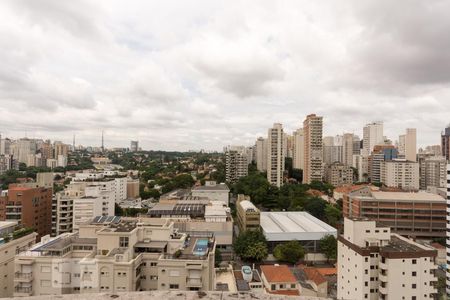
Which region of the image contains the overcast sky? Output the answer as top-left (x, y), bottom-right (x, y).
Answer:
top-left (1, 0), bottom-right (449, 151)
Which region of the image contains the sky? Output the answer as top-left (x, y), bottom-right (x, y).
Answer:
top-left (1, 0), bottom-right (450, 151)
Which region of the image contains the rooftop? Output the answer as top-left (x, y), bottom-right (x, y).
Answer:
top-left (192, 183), bottom-right (230, 191)
top-left (381, 235), bottom-right (430, 253)
top-left (371, 191), bottom-right (444, 202)
top-left (260, 212), bottom-right (336, 234)
top-left (239, 200), bottom-right (259, 212)
top-left (260, 264), bottom-right (297, 283)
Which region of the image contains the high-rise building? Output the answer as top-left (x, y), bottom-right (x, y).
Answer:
top-left (11, 138), bottom-right (37, 164)
top-left (324, 162), bottom-right (353, 187)
top-left (225, 146), bottom-right (249, 183)
top-left (303, 114), bottom-right (323, 184)
top-left (362, 121), bottom-right (384, 156)
top-left (0, 136), bottom-right (11, 155)
top-left (380, 159), bottom-right (420, 191)
top-left (369, 145), bottom-right (398, 183)
top-left (342, 133), bottom-right (354, 167)
top-left (267, 123), bottom-right (284, 187)
top-left (130, 140), bottom-right (139, 152)
top-left (0, 185), bottom-right (52, 240)
top-left (255, 137), bottom-right (267, 172)
top-left (323, 136), bottom-right (334, 165)
top-left (338, 218), bottom-right (438, 300)
top-left (419, 155), bottom-right (446, 190)
top-left (446, 164), bottom-right (450, 297)
top-left (398, 128), bottom-right (417, 162)
top-left (54, 141), bottom-right (68, 158)
top-left (39, 140), bottom-right (53, 161)
top-left (285, 134), bottom-right (294, 158)
top-left (441, 126), bottom-right (450, 161)
top-left (292, 128), bottom-right (304, 170)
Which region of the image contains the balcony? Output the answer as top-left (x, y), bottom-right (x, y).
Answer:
top-left (14, 272), bottom-right (33, 282)
top-left (379, 273), bottom-right (387, 282)
top-left (186, 278), bottom-right (202, 287)
top-left (14, 286), bottom-right (32, 296)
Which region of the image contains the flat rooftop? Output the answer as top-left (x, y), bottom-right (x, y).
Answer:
top-left (381, 235), bottom-right (428, 253)
top-left (192, 184), bottom-right (230, 191)
top-left (371, 191), bottom-right (445, 202)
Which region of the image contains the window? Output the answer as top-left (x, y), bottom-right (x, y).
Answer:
top-left (365, 257), bottom-right (369, 262)
top-left (412, 284), bottom-right (416, 289)
top-left (271, 284), bottom-right (276, 290)
top-left (412, 271), bottom-right (416, 277)
top-left (119, 237), bottom-right (129, 247)
top-left (412, 259), bottom-right (417, 264)
top-left (150, 262), bottom-right (157, 267)
top-left (290, 284), bottom-right (295, 288)
top-left (365, 282), bottom-right (368, 286)
top-left (169, 284), bottom-right (179, 289)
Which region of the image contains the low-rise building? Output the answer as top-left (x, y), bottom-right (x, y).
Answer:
top-left (343, 186), bottom-right (446, 238)
top-left (236, 195), bottom-right (260, 232)
top-left (259, 212), bottom-right (337, 251)
top-left (191, 181), bottom-right (230, 206)
top-left (292, 266), bottom-right (328, 298)
top-left (14, 217), bottom-right (216, 297)
top-left (260, 264), bottom-right (300, 296)
top-left (337, 218), bottom-right (438, 300)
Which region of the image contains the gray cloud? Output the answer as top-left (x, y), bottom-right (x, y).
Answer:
top-left (0, 0), bottom-right (449, 150)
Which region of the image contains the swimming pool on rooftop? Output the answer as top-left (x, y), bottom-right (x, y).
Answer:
top-left (192, 238), bottom-right (209, 256)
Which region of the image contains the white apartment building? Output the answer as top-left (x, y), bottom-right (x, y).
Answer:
top-left (380, 159), bottom-right (420, 191)
top-left (266, 123), bottom-right (284, 187)
top-left (338, 218), bottom-right (438, 300)
top-left (292, 128), bottom-right (304, 170)
top-left (57, 154), bottom-right (68, 168)
top-left (191, 181), bottom-right (230, 206)
top-left (0, 222), bottom-right (37, 298)
top-left (303, 114), bottom-right (323, 184)
top-left (14, 217), bottom-right (215, 297)
top-left (225, 146), bottom-right (248, 183)
top-left (362, 122), bottom-right (384, 156)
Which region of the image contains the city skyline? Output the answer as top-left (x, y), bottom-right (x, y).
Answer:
top-left (1, 1), bottom-right (450, 150)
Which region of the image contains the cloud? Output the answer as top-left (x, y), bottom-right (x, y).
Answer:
top-left (0, 0), bottom-right (449, 150)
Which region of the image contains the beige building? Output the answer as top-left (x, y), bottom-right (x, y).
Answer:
top-left (225, 146), bottom-right (248, 183)
top-left (267, 123), bottom-right (285, 187)
top-left (338, 218), bottom-right (438, 300)
top-left (191, 181), bottom-right (230, 206)
top-left (303, 114), bottom-right (323, 184)
top-left (236, 195), bottom-right (260, 232)
top-left (36, 172), bottom-right (54, 189)
top-left (255, 137), bottom-right (267, 172)
top-left (342, 133), bottom-right (354, 167)
top-left (380, 159), bottom-right (420, 190)
top-left (0, 221), bottom-right (37, 298)
top-left (419, 155), bottom-right (446, 190)
top-left (14, 217), bottom-right (215, 297)
top-left (398, 128), bottom-right (417, 162)
top-left (362, 122), bottom-right (384, 156)
top-left (324, 162), bottom-right (353, 187)
top-left (292, 128), bottom-right (304, 171)
top-left (127, 179), bottom-right (140, 199)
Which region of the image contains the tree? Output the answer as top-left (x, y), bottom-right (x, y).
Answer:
top-left (215, 248), bottom-right (222, 267)
top-left (273, 241), bottom-right (305, 264)
top-left (233, 230), bottom-right (268, 261)
top-left (304, 197), bottom-right (327, 220)
top-left (324, 204), bottom-right (341, 227)
top-left (319, 235), bottom-right (337, 262)
top-left (291, 168), bottom-right (303, 182)
top-left (246, 242), bottom-right (268, 262)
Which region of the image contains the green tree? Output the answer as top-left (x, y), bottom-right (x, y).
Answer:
top-left (246, 242), bottom-right (268, 262)
top-left (273, 241), bottom-right (305, 264)
top-left (324, 204), bottom-right (341, 227)
top-left (304, 197), bottom-right (327, 220)
top-left (319, 235), bottom-right (337, 262)
top-left (233, 230), bottom-right (268, 261)
top-left (291, 168), bottom-right (303, 182)
top-left (215, 248), bottom-right (222, 267)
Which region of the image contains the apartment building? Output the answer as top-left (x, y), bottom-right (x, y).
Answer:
top-left (440, 126), bottom-right (450, 160)
top-left (419, 155), bottom-right (446, 190)
top-left (236, 195), bottom-right (260, 232)
top-left (127, 180), bottom-right (140, 199)
top-left (324, 162), bottom-right (353, 187)
top-left (398, 128), bottom-right (417, 162)
top-left (303, 114), bottom-right (323, 184)
top-left (380, 159), bottom-right (420, 191)
top-left (342, 186), bottom-right (446, 238)
top-left (266, 123), bottom-right (284, 187)
top-left (255, 137), bottom-right (267, 172)
top-left (369, 145), bottom-right (398, 183)
top-left (0, 185), bottom-right (52, 240)
top-left (342, 133), bottom-right (354, 167)
top-left (147, 200), bottom-right (232, 254)
top-left (362, 122), bottom-right (384, 156)
top-left (446, 164), bottom-right (450, 297)
top-left (338, 218), bottom-right (438, 300)
top-left (225, 146), bottom-right (248, 183)
top-left (14, 217), bottom-right (215, 297)
top-left (292, 128), bottom-right (304, 170)
top-left (0, 221), bottom-right (37, 298)
top-left (71, 173), bottom-right (128, 203)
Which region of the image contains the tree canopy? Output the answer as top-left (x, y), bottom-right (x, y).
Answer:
top-left (273, 240), bottom-right (305, 264)
top-left (233, 230), bottom-right (268, 262)
top-left (319, 235), bottom-right (337, 261)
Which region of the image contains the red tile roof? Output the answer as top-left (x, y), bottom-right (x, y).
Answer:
top-left (260, 265), bottom-right (297, 283)
top-left (302, 267), bottom-right (327, 285)
top-left (430, 243), bottom-right (445, 249)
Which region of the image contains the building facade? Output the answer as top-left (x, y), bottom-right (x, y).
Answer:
top-left (303, 114), bottom-right (323, 184)
top-left (225, 146), bottom-right (248, 183)
top-left (324, 162), bottom-right (353, 187)
top-left (292, 128), bottom-right (304, 170)
top-left (266, 123), bottom-right (284, 187)
top-left (338, 218), bottom-right (438, 300)
top-left (236, 195), bottom-right (260, 232)
top-left (380, 159), bottom-right (420, 191)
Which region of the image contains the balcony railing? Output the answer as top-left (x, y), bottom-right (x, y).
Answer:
top-left (14, 286), bottom-right (32, 294)
top-left (15, 272), bottom-right (33, 280)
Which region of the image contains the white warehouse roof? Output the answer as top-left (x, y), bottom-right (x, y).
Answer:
top-left (260, 211), bottom-right (337, 242)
